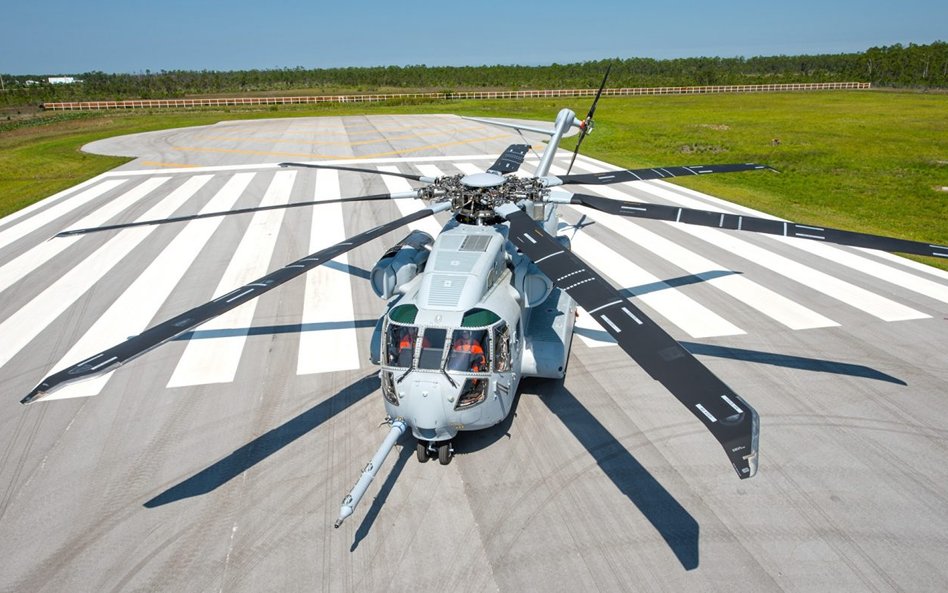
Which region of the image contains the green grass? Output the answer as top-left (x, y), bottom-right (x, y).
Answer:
top-left (1, 91), bottom-right (946, 269)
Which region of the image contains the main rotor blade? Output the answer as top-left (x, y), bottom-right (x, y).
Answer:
top-left (562, 192), bottom-right (948, 258)
top-left (566, 63), bottom-right (612, 175)
top-left (22, 202), bottom-right (450, 404)
top-left (486, 144), bottom-right (530, 175)
top-left (553, 163), bottom-right (774, 186)
top-left (279, 162), bottom-right (430, 182)
top-left (56, 192), bottom-right (414, 237)
top-left (496, 203), bottom-right (759, 479)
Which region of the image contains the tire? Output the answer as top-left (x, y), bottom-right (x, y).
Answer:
top-left (438, 442), bottom-right (452, 465)
top-left (416, 441), bottom-right (429, 463)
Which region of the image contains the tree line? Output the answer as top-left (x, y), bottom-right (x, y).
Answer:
top-left (2, 42), bottom-right (945, 108)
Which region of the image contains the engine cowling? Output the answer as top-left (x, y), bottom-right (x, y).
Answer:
top-left (371, 230), bottom-right (433, 299)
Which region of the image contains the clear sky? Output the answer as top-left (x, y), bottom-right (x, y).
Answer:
top-left (2, 0), bottom-right (945, 75)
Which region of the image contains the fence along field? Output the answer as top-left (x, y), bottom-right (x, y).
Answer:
top-left (42, 82), bottom-right (871, 110)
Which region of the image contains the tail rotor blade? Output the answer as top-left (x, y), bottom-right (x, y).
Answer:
top-left (566, 63), bottom-right (612, 175)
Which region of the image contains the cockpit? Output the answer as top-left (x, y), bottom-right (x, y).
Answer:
top-left (380, 304), bottom-right (512, 410)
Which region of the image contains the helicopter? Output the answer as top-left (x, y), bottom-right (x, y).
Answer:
top-left (19, 70), bottom-right (947, 529)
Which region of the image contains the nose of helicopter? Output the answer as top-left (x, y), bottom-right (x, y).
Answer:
top-left (402, 377), bottom-right (459, 442)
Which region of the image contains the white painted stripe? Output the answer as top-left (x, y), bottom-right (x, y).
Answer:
top-left (40, 175), bottom-right (217, 399)
top-left (0, 175), bottom-right (107, 231)
top-left (0, 177), bottom-right (170, 297)
top-left (0, 179), bottom-right (127, 252)
top-left (680, 225), bottom-right (928, 322)
top-left (377, 166), bottom-right (443, 237)
top-left (574, 306), bottom-right (617, 348)
top-left (0, 174), bottom-right (245, 371)
top-left (860, 249), bottom-right (948, 282)
top-left (297, 169), bottom-right (361, 375)
top-left (559, 162), bottom-right (838, 330)
top-left (570, 230), bottom-right (744, 339)
top-left (454, 162), bottom-right (484, 175)
top-left (167, 172), bottom-right (292, 387)
top-left (415, 164), bottom-right (447, 179)
top-left (767, 237), bottom-right (948, 305)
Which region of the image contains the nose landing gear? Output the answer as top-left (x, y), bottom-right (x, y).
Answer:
top-left (415, 440), bottom-right (454, 465)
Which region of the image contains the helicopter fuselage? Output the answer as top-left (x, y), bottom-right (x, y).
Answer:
top-left (373, 219), bottom-right (576, 445)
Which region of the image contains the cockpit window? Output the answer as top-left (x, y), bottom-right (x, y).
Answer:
top-left (385, 324), bottom-right (417, 368)
top-left (447, 329), bottom-right (489, 373)
top-left (418, 328), bottom-right (448, 369)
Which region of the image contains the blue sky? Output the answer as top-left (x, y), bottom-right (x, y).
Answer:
top-left (3, 0), bottom-right (946, 74)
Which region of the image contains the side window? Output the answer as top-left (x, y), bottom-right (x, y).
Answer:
top-left (418, 328), bottom-right (448, 369)
top-left (385, 324), bottom-right (417, 368)
top-left (492, 323), bottom-right (510, 372)
top-left (447, 329), bottom-right (489, 373)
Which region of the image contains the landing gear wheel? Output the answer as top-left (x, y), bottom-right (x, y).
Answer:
top-left (438, 442), bottom-right (452, 465)
top-left (416, 441), bottom-right (429, 463)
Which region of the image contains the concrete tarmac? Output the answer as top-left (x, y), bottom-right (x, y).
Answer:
top-left (0, 114), bottom-right (946, 593)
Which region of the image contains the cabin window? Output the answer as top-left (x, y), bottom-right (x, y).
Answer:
top-left (385, 323), bottom-right (417, 368)
top-left (446, 329), bottom-right (489, 373)
top-left (492, 323), bottom-right (511, 372)
top-left (418, 328), bottom-right (448, 369)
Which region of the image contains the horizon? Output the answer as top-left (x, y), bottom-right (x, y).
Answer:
top-left (3, 0), bottom-right (946, 76)
top-left (3, 40), bottom-right (944, 78)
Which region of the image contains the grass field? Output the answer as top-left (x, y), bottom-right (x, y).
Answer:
top-left (1, 91), bottom-right (945, 268)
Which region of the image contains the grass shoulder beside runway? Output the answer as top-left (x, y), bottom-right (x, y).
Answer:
top-left (1, 91), bottom-right (945, 268)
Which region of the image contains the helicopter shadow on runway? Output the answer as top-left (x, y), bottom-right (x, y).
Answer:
top-left (143, 373), bottom-right (381, 508)
top-left (453, 379), bottom-right (700, 570)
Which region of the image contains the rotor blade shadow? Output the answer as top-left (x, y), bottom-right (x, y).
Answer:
top-left (350, 442), bottom-right (413, 552)
top-left (144, 373), bottom-right (380, 508)
top-left (175, 319), bottom-right (377, 341)
top-left (679, 342), bottom-right (907, 385)
top-left (619, 270), bottom-right (740, 298)
top-left (323, 260), bottom-right (371, 280)
top-left (535, 380), bottom-right (699, 570)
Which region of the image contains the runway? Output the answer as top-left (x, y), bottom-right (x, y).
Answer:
top-left (1, 114), bottom-right (946, 592)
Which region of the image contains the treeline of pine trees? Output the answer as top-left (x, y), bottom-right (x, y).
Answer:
top-left (2, 42), bottom-right (945, 107)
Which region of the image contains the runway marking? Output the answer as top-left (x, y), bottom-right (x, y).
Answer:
top-left (682, 225), bottom-right (928, 322)
top-left (38, 175), bottom-right (217, 399)
top-left (0, 174), bottom-right (230, 371)
top-left (555, 162), bottom-right (839, 331)
top-left (570, 228), bottom-right (745, 339)
top-left (768, 236), bottom-right (948, 305)
top-left (168, 172), bottom-right (291, 387)
top-left (0, 176), bottom-right (171, 297)
top-left (169, 133), bottom-right (509, 162)
top-left (620, 180), bottom-right (929, 322)
top-left (0, 175), bottom-right (108, 233)
top-left (0, 179), bottom-right (127, 252)
top-left (197, 126), bottom-right (484, 147)
top-left (297, 169), bottom-right (361, 375)
top-left (377, 166), bottom-right (444, 237)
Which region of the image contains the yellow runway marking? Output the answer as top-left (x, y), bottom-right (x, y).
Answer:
top-left (171, 133), bottom-right (511, 161)
top-left (197, 125), bottom-right (485, 147)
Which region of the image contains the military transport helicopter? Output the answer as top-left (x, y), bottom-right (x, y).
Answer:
top-left (20, 70), bottom-right (947, 528)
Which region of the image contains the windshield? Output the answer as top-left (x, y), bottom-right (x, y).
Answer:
top-left (446, 329), bottom-right (489, 373)
top-left (418, 328), bottom-right (448, 369)
top-left (385, 324), bottom-right (417, 368)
